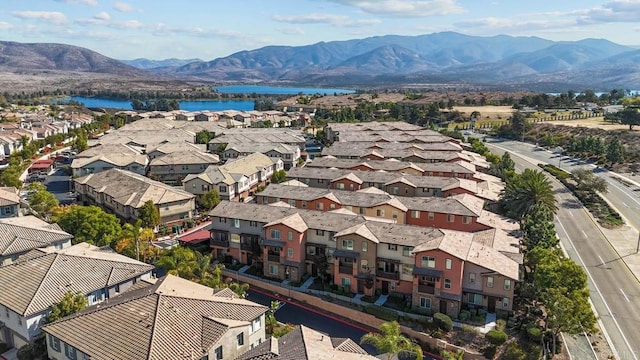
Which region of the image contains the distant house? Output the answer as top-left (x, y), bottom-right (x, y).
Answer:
top-left (0, 187), bottom-right (20, 218)
top-left (148, 150), bottom-right (220, 185)
top-left (28, 159), bottom-right (54, 175)
top-left (223, 143), bottom-right (301, 170)
top-left (75, 169), bottom-right (196, 226)
top-left (0, 216), bottom-right (73, 265)
top-left (0, 243), bottom-right (153, 350)
top-left (71, 154), bottom-right (149, 177)
top-left (43, 274), bottom-right (268, 360)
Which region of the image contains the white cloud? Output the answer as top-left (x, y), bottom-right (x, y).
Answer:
top-left (272, 12), bottom-right (380, 28)
top-left (327, 0), bottom-right (465, 17)
top-left (113, 2), bottom-right (135, 12)
top-left (94, 12), bottom-right (111, 21)
top-left (277, 27), bottom-right (305, 35)
top-left (577, 1), bottom-right (640, 24)
top-left (454, 17), bottom-right (574, 33)
top-left (54, 0), bottom-right (98, 6)
top-left (12, 11), bottom-right (68, 25)
top-left (0, 22), bottom-right (13, 30)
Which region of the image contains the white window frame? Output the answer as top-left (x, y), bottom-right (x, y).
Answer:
top-left (420, 297), bottom-right (431, 309)
top-left (504, 279), bottom-right (512, 290)
top-left (287, 248), bottom-right (294, 258)
top-left (447, 214), bottom-right (455, 223)
top-left (270, 229), bottom-right (280, 239)
top-left (421, 256), bottom-right (435, 268)
top-left (341, 277), bottom-right (351, 287)
top-left (469, 272), bottom-right (476, 283)
top-left (444, 278), bottom-right (452, 289)
top-left (250, 317), bottom-right (261, 334)
top-left (487, 276), bottom-right (494, 288)
top-left (445, 258), bottom-right (452, 270)
top-left (342, 239), bottom-right (354, 250)
top-left (362, 242), bottom-right (368, 252)
top-left (411, 210), bottom-right (420, 218)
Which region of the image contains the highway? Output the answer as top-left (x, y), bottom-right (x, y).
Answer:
top-left (486, 139), bottom-right (640, 360)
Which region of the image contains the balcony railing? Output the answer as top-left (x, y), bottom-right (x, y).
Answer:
top-left (418, 284), bottom-right (435, 294)
top-left (267, 254), bottom-right (281, 262)
top-left (377, 271), bottom-right (400, 280)
top-left (210, 238), bottom-right (229, 247)
top-left (339, 265), bottom-right (353, 274)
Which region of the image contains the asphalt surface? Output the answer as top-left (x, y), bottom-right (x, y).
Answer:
top-left (486, 138), bottom-right (640, 360)
top-left (44, 165), bottom-right (77, 205)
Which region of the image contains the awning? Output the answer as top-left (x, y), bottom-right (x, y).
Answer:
top-left (412, 267), bottom-right (442, 278)
top-left (262, 239), bottom-right (286, 247)
top-left (333, 249), bottom-right (360, 259)
top-left (439, 292), bottom-right (462, 301)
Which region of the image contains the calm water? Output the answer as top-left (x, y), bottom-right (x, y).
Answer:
top-left (58, 96), bottom-right (255, 111)
top-left (215, 85), bottom-right (356, 95)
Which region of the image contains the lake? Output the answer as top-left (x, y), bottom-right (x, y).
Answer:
top-left (57, 96), bottom-right (255, 111)
top-left (214, 85), bottom-right (356, 95)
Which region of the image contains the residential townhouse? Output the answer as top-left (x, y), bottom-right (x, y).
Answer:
top-left (306, 157), bottom-right (477, 180)
top-left (75, 169), bottom-right (196, 226)
top-left (0, 216), bottom-right (73, 265)
top-left (208, 201), bottom-right (520, 317)
top-left (183, 152), bottom-right (283, 202)
top-left (0, 133), bottom-right (23, 157)
top-left (223, 142), bottom-right (301, 170)
top-left (323, 121), bottom-right (425, 143)
top-left (42, 274), bottom-right (268, 360)
top-left (146, 142), bottom-right (207, 160)
top-left (194, 111), bottom-right (220, 122)
top-left (326, 141), bottom-right (464, 153)
top-left (0, 187), bottom-right (20, 218)
top-left (256, 184), bottom-right (517, 233)
top-left (238, 324), bottom-right (377, 360)
top-left (71, 153), bottom-right (149, 177)
top-left (148, 150), bottom-right (220, 185)
top-left (335, 132), bottom-right (463, 144)
top-left (0, 243), bottom-right (153, 350)
top-left (285, 167), bottom-right (495, 200)
top-left (208, 130), bottom-right (306, 152)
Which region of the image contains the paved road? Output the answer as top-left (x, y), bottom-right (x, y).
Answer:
top-left (44, 166), bottom-right (77, 205)
top-left (486, 140), bottom-right (640, 360)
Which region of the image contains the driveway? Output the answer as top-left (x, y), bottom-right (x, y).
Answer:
top-left (44, 166), bottom-right (77, 205)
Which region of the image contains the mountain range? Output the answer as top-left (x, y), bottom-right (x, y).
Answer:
top-left (2, 32), bottom-right (640, 90)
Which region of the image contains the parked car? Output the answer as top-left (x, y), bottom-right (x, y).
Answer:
top-left (26, 173), bottom-right (47, 182)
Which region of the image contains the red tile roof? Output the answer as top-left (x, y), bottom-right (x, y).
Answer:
top-left (177, 229), bottom-right (209, 244)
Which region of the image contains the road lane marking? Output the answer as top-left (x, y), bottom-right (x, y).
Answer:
top-left (621, 289), bottom-right (631, 302)
top-left (569, 211), bottom-right (574, 218)
top-left (622, 202), bottom-right (629, 207)
top-left (555, 216), bottom-right (636, 360)
top-left (598, 255), bottom-right (606, 267)
top-left (582, 230), bottom-right (588, 238)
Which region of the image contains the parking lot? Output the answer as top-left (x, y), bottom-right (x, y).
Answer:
top-left (44, 164), bottom-right (77, 205)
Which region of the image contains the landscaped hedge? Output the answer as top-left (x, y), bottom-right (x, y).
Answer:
top-left (486, 329), bottom-right (508, 346)
top-left (433, 312), bottom-right (453, 331)
top-left (526, 326), bottom-right (543, 342)
top-left (364, 305), bottom-right (398, 322)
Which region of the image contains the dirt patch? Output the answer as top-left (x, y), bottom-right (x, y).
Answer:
top-left (543, 118), bottom-right (631, 131)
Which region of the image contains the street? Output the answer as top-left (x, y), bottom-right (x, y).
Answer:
top-left (486, 138), bottom-right (640, 360)
top-left (44, 166), bottom-right (77, 205)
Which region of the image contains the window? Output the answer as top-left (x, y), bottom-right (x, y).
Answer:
top-left (362, 242), bottom-right (368, 252)
top-left (232, 218), bottom-right (240, 228)
top-left (270, 229), bottom-right (280, 239)
top-left (342, 239), bottom-right (354, 250)
top-left (421, 256), bottom-right (435, 268)
top-left (502, 297), bottom-right (510, 309)
top-left (390, 187), bottom-right (398, 194)
top-left (269, 265), bottom-right (278, 275)
top-left (18, 317), bottom-right (22, 325)
top-left (219, 217), bottom-right (227, 223)
top-left (288, 231), bottom-right (293, 241)
top-left (487, 276), bottom-right (494, 288)
top-left (445, 259), bottom-right (452, 270)
top-left (447, 214), bottom-right (455, 223)
top-left (360, 259), bottom-right (369, 272)
top-left (5, 307), bottom-right (9, 318)
top-left (301, 201), bottom-right (307, 208)
top-left (359, 207), bottom-right (365, 214)
top-left (251, 318), bottom-right (261, 334)
top-left (392, 211), bottom-right (398, 219)
top-left (48, 334), bottom-right (61, 352)
top-left (468, 293), bottom-right (483, 305)
top-left (420, 297), bottom-right (431, 309)
top-left (411, 210), bottom-right (420, 218)
top-left (288, 199), bottom-right (296, 207)
top-left (287, 248), bottom-right (294, 258)
top-left (237, 332), bottom-right (244, 347)
top-left (214, 346), bottom-right (223, 360)
top-left (388, 244), bottom-right (397, 251)
top-left (376, 209), bottom-right (384, 217)
top-left (427, 212), bottom-right (434, 220)
top-left (504, 279), bottom-right (512, 290)
top-left (64, 344), bottom-right (78, 360)
top-left (469, 272), bottom-right (476, 284)
top-left (316, 229), bottom-right (325, 236)
top-left (83, 354), bottom-right (90, 360)
top-left (249, 221), bottom-right (257, 227)
top-left (463, 216), bottom-right (472, 224)
top-left (336, 183), bottom-right (345, 190)
top-left (402, 246), bottom-right (413, 256)
top-left (329, 203), bottom-right (336, 209)
top-left (444, 278), bottom-right (452, 289)
top-left (341, 277), bottom-right (351, 286)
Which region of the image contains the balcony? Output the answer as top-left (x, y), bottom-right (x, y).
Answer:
top-left (377, 271), bottom-right (400, 280)
top-left (267, 254), bottom-right (281, 263)
top-left (210, 238), bottom-right (229, 248)
top-left (418, 284), bottom-right (435, 294)
top-left (240, 243), bottom-right (254, 251)
top-left (339, 264), bottom-right (353, 275)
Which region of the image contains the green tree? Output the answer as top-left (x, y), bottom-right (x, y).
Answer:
top-left (0, 166), bottom-right (22, 188)
top-left (521, 205), bottom-right (558, 249)
top-left (52, 205), bottom-right (121, 246)
top-left (47, 291), bottom-right (88, 323)
top-left (606, 137), bottom-right (626, 165)
top-left (617, 107), bottom-right (640, 130)
top-left (545, 288), bottom-right (597, 355)
top-left (201, 188), bottom-right (221, 210)
top-left (571, 168), bottom-right (608, 193)
top-left (228, 281), bottom-right (250, 298)
top-left (360, 321), bottom-right (423, 360)
top-left (195, 130), bottom-right (214, 144)
top-left (271, 169), bottom-right (287, 184)
top-left (25, 182), bottom-right (59, 219)
top-left (72, 130), bottom-right (88, 152)
top-left (115, 220), bottom-right (156, 262)
top-left (500, 169), bottom-right (558, 220)
top-left (139, 200), bottom-right (160, 229)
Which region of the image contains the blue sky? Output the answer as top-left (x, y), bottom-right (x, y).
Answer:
top-left (1, 0), bottom-right (639, 60)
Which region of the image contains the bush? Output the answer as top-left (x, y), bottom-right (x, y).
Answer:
top-left (526, 326), bottom-right (543, 342)
top-left (433, 312), bottom-right (453, 331)
top-left (458, 310), bottom-right (470, 321)
top-left (501, 341), bottom-right (527, 360)
top-left (486, 329), bottom-right (508, 346)
top-left (364, 305), bottom-right (398, 322)
top-left (496, 319), bottom-right (507, 331)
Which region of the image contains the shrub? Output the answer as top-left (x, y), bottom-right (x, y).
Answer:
top-left (433, 312), bottom-right (453, 331)
top-left (458, 310), bottom-right (470, 321)
top-left (496, 319), bottom-right (507, 331)
top-left (526, 326), bottom-right (543, 342)
top-left (486, 329), bottom-right (508, 346)
top-left (501, 341), bottom-right (527, 360)
top-left (364, 305), bottom-right (398, 322)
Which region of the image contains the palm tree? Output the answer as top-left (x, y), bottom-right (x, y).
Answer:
top-left (117, 220), bottom-right (155, 261)
top-left (360, 321), bottom-right (423, 360)
top-left (501, 168), bottom-right (557, 220)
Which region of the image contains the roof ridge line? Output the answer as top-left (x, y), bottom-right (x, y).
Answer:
top-left (145, 293), bottom-right (162, 360)
top-left (23, 253), bottom-right (58, 316)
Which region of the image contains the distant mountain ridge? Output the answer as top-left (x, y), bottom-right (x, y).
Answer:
top-left (2, 32), bottom-right (640, 90)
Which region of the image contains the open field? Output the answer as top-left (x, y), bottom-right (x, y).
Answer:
top-left (543, 118), bottom-right (631, 131)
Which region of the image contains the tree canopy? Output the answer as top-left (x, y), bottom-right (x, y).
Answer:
top-left (115, 220), bottom-right (156, 262)
top-left (25, 182), bottom-right (59, 219)
top-left (571, 168), bottom-right (608, 193)
top-left (360, 321), bottom-right (423, 360)
top-left (200, 188), bottom-right (221, 210)
top-left (500, 168), bottom-right (558, 220)
top-left (139, 200), bottom-right (160, 229)
top-left (271, 170), bottom-right (287, 184)
top-left (52, 205), bottom-right (122, 246)
top-left (47, 291), bottom-right (88, 323)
